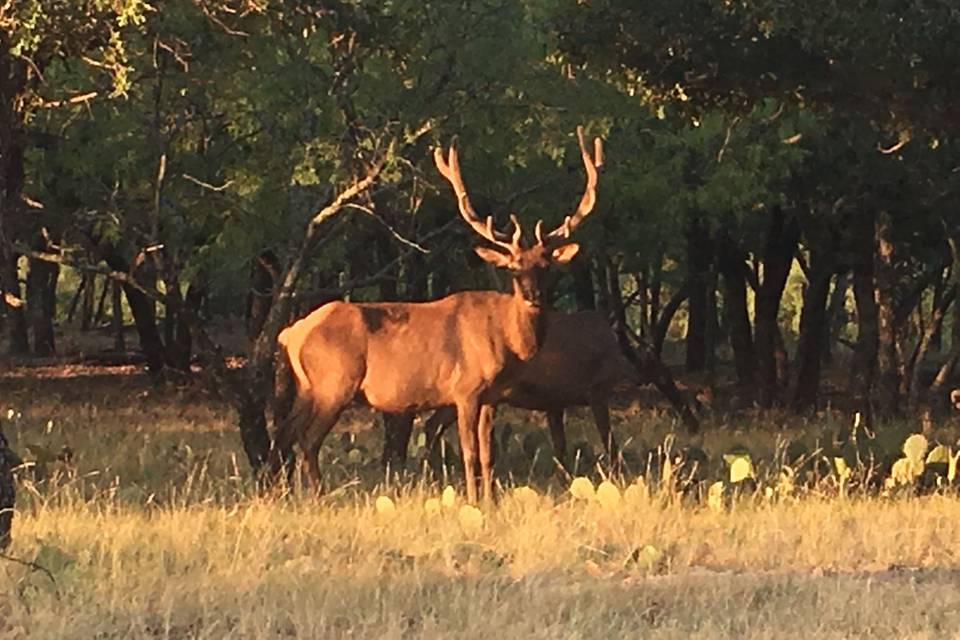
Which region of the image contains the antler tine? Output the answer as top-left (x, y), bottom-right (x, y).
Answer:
top-left (545, 126), bottom-right (602, 243)
top-left (508, 214), bottom-right (523, 248)
top-left (434, 142), bottom-right (515, 252)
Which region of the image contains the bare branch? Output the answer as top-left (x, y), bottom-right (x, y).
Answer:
top-left (342, 203), bottom-right (429, 254)
top-left (716, 116), bottom-right (741, 162)
top-left (293, 218), bottom-right (459, 308)
top-left (762, 101), bottom-right (785, 124)
top-left (194, 1), bottom-right (250, 36)
top-left (182, 173), bottom-right (234, 192)
top-left (17, 54), bottom-right (45, 84)
top-left (21, 194), bottom-right (44, 209)
top-left (878, 135), bottom-right (909, 154)
top-left (12, 244), bottom-right (164, 305)
top-left (3, 292), bottom-right (23, 308)
top-left (156, 39), bottom-right (190, 72)
top-left (307, 144), bottom-right (393, 231)
top-left (0, 551), bottom-right (56, 586)
top-left (38, 91), bottom-right (99, 109)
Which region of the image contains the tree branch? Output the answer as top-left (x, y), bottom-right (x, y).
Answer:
top-left (342, 203), bottom-right (429, 254)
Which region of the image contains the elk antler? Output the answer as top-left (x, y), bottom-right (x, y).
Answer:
top-left (543, 126), bottom-right (603, 244)
top-left (434, 143), bottom-right (521, 255)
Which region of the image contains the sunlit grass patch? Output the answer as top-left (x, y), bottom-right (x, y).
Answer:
top-left (4, 374), bottom-right (960, 637)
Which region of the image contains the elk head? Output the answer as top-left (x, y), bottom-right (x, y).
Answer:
top-left (434, 126), bottom-right (603, 307)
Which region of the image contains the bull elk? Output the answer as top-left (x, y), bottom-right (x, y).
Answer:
top-left (271, 127), bottom-right (603, 503)
top-left (382, 311), bottom-right (700, 473)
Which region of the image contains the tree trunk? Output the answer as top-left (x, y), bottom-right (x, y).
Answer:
top-left (635, 271), bottom-right (648, 338)
top-left (630, 340), bottom-right (700, 433)
top-left (705, 265), bottom-right (719, 372)
top-left (100, 248), bottom-right (166, 374)
top-left (685, 218), bottom-right (711, 372)
top-left (930, 232), bottom-right (960, 399)
top-left (823, 270), bottom-right (849, 364)
top-left (850, 213), bottom-right (879, 419)
top-left (718, 234), bottom-right (755, 386)
top-left (792, 245), bottom-right (834, 411)
top-left (652, 282), bottom-right (689, 357)
top-left (755, 208), bottom-right (800, 407)
top-left (247, 250), bottom-right (281, 341)
top-left (93, 274), bottom-right (110, 327)
top-left (26, 232), bottom-right (58, 356)
top-left (601, 254), bottom-right (629, 341)
top-left (570, 256), bottom-right (596, 311)
top-left (0, 128), bottom-right (28, 355)
top-left (66, 273), bottom-right (88, 324)
top-left (953, 286), bottom-right (960, 355)
top-left (174, 281), bottom-right (203, 369)
top-left (930, 274), bottom-right (946, 354)
top-left (80, 273), bottom-right (96, 330)
top-left (111, 280), bottom-right (126, 352)
top-left (649, 256), bottom-right (662, 332)
top-left (1, 255), bottom-right (28, 355)
top-left (0, 423), bottom-right (17, 551)
top-left (602, 263), bottom-right (700, 433)
top-left (875, 212), bottom-right (900, 417)
top-left (907, 284), bottom-right (956, 409)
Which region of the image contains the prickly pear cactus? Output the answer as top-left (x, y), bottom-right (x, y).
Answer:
top-left (0, 425), bottom-right (17, 550)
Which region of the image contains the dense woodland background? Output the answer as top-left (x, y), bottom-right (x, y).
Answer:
top-left (1, 1), bottom-right (959, 473)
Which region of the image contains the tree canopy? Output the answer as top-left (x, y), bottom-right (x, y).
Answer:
top-left (2, 0), bottom-right (959, 470)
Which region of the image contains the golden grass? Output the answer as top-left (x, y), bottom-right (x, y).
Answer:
top-left (3, 372), bottom-right (960, 638)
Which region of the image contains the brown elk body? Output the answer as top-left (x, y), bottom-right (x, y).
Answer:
top-left (386, 311), bottom-right (635, 471)
top-left (380, 312), bottom-right (702, 472)
top-left (271, 128), bottom-right (602, 503)
top-left (453, 310), bottom-right (632, 463)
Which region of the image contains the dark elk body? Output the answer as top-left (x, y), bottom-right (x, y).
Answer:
top-left (383, 310), bottom-right (699, 470)
top-left (271, 128), bottom-right (603, 503)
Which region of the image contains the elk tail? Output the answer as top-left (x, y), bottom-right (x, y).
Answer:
top-left (269, 333), bottom-right (309, 480)
top-left (273, 338), bottom-right (298, 430)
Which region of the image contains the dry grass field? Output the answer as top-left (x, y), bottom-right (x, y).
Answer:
top-left (2, 364), bottom-right (960, 639)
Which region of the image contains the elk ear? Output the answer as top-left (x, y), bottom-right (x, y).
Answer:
top-left (550, 243), bottom-right (580, 264)
top-left (474, 246), bottom-right (512, 268)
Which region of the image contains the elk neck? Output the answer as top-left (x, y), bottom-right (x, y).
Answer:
top-left (505, 278), bottom-right (548, 361)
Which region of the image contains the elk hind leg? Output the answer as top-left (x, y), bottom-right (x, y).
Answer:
top-left (298, 402), bottom-right (346, 491)
top-left (589, 396), bottom-right (619, 471)
top-left (268, 396), bottom-right (314, 484)
top-left (546, 409), bottom-right (567, 469)
top-left (295, 357), bottom-right (363, 491)
top-left (381, 411), bottom-right (414, 472)
top-left (423, 406), bottom-right (457, 478)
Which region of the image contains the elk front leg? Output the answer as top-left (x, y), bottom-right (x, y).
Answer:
top-left (477, 404), bottom-right (497, 504)
top-left (546, 409), bottom-right (567, 468)
top-left (456, 399), bottom-right (481, 504)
